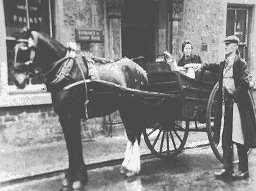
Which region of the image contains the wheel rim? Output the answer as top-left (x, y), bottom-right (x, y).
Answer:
top-left (143, 120), bottom-right (189, 159)
top-left (207, 85), bottom-right (254, 163)
top-left (206, 83), bottom-right (223, 162)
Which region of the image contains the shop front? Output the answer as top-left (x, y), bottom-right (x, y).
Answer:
top-left (0, 0), bottom-right (174, 146)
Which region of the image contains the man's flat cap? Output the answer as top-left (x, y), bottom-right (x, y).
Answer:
top-left (224, 35), bottom-right (239, 44)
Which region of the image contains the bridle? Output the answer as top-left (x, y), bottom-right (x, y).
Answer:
top-left (14, 36), bottom-right (79, 81)
top-left (14, 35), bottom-right (91, 118)
top-left (14, 39), bottom-right (36, 74)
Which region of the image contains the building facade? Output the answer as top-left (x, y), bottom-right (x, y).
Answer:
top-left (0, 0), bottom-right (256, 146)
top-left (0, 0), bottom-right (172, 146)
top-left (173, 0), bottom-right (256, 75)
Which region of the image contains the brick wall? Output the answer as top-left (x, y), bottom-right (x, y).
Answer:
top-left (0, 105), bottom-right (108, 147)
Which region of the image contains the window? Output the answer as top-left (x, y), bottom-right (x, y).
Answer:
top-left (4, 0), bottom-right (54, 90)
top-left (226, 5), bottom-right (249, 60)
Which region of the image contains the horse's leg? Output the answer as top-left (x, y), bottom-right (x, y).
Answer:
top-left (119, 110), bottom-right (143, 177)
top-left (59, 112), bottom-right (87, 189)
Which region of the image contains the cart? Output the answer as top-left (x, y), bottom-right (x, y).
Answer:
top-left (141, 69), bottom-right (254, 162)
top-left (79, 66), bottom-right (254, 162)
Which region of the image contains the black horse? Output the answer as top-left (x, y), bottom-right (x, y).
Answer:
top-left (12, 30), bottom-right (148, 189)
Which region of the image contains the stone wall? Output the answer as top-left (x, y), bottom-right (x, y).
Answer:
top-left (60, 0), bottom-right (105, 57)
top-left (173, 0), bottom-right (256, 74)
top-left (172, 0), bottom-right (226, 63)
top-left (0, 105), bottom-right (107, 147)
top-left (0, 0), bottom-right (125, 147)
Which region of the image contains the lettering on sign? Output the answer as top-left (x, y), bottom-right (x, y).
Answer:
top-left (75, 29), bottom-right (104, 42)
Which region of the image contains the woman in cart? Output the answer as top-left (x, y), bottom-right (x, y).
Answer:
top-left (164, 40), bottom-right (202, 78)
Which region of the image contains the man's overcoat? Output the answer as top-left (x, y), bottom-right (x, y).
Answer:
top-left (204, 55), bottom-right (256, 148)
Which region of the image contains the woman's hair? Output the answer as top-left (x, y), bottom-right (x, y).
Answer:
top-left (181, 40), bottom-right (192, 52)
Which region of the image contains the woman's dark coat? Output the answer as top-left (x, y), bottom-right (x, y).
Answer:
top-left (178, 54), bottom-right (202, 66)
top-left (203, 55), bottom-right (256, 148)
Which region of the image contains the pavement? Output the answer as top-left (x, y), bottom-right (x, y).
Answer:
top-left (2, 147), bottom-right (256, 191)
top-left (0, 128), bottom-right (149, 184)
top-left (0, 126), bottom-right (210, 185)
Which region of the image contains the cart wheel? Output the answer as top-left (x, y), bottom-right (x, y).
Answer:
top-left (207, 84), bottom-right (254, 163)
top-left (206, 83), bottom-right (223, 162)
top-left (143, 120), bottom-right (189, 159)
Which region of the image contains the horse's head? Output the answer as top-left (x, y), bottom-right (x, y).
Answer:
top-left (12, 29), bottom-right (37, 88)
top-left (12, 28), bottom-right (67, 89)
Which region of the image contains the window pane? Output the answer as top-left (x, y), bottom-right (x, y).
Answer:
top-left (28, 0), bottom-right (51, 34)
top-left (4, 0), bottom-right (52, 86)
top-left (226, 9), bottom-right (235, 36)
top-left (6, 40), bottom-right (17, 85)
top-left (4, 0), bottom-right (27, 37)
top-left (235, 10), bottom-right (247, 43)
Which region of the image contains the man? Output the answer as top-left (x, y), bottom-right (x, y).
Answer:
top-left (202, 35), bottom-right (256, 180)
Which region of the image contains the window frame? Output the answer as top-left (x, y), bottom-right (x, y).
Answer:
top-left (226, 4), bottom-right (250, 61)
top-left (0, 0), bottom-right (54, 107)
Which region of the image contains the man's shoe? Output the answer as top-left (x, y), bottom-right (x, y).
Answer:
top-left (232, 170), bottom-right (249, 180)
top-left (214, 169), bottom-right (232, 179)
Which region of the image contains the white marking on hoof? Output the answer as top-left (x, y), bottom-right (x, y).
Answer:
top-left (122, 140), bottom-right (141, 176)
top-left (61, 177), bottom-right (70, 187)
top-left (125, 170), bottom-right (138, 177)
top-left (120, 166), bottom-right (127, 174)
top-left (72, 181), bottom-right (83, 190)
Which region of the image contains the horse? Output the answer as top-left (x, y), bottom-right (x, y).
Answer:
top-left (12, 29), bottom-right (148, 190)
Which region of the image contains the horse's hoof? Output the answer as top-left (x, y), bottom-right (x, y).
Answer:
top-left (62, 177), bottom-right (71, 187)
top-left (120, 166), bottom-right (128, 174)
top-left (72, 180), bottom-right (83, 190)
top-left (125, 170), bottom-right (138, 177)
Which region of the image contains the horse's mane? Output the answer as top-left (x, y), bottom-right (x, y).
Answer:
top-left (121, 57), bottom-right (148, 79)
top-left (36, 32), bottom-right (66, 58)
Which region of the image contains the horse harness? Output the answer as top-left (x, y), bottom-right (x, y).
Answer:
top-left (46, 48), bottom-right (93, 119)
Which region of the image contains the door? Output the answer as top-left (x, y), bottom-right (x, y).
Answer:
top-left (121, 0), bottom-right (156, 62)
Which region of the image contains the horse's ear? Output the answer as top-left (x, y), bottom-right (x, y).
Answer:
top-left (12, 27), bottom-right (33, 41)
top-left (22, 27), bottom-right (33, 39)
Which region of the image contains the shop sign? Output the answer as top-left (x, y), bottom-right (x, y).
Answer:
top-left (75, 29), bottom-right (104, 42)
top-left (4, 0), bottom-right (51, 34)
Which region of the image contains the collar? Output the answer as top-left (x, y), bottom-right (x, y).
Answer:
top-left (225, 52), bottom-right (236, 65)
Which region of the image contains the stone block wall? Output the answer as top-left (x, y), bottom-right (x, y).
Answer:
top-left (60, 0), bottom-right (105, 57)
top-left (0, 0), bottom-right (125, 148)
top-left (0, 105), bottom-right (106, 147)
top-left (172, 0), bottom-right (227, 63)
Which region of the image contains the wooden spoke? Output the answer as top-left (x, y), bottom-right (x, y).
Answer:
top-left (147, 128), bottom-right (157, 137)
top-left (173, 129), bottom-right (182, 143)
top-left (143, 120), bottom-right (189, 159)
top-left (159, 131), bottom-right (165, 153)
top-left (169, 130), bottom-right (177, 150)
top-left (152, 130), bottom-right (162, 148)
top-left (166, 131), bottom-right (170, 155)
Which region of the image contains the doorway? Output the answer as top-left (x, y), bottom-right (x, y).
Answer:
top-left (121, 0), bottom-right (156, 62)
